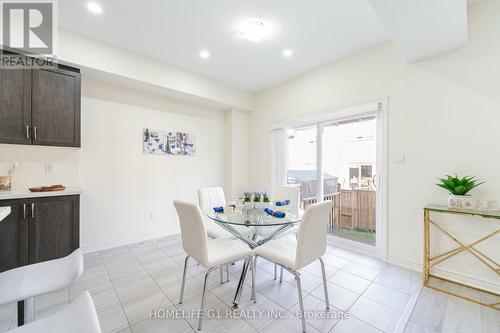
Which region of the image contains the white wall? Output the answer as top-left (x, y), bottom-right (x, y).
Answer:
top-left (249, 0), bottom-right (500, 289)
top-left (0, 77), bottom-right (227, 252)
top-left (225, 109), bottom-right (249, 199)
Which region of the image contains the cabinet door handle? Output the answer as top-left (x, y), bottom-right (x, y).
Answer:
top-left (25, 125), bottom-right (31, 140)
top-left (31, 203), bottom-right (35, 218)
top-left (22, 204), bottom-right (26, 219)
top-left (33, 126), bottom-right (37, 141)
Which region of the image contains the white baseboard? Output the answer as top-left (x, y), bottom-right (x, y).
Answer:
top-left (431, 267), bottom-right (500, 293)
top-left (81, 230), bottom-right (174, 254)
top-left (387, 255), bottom-right (422, 272)
top-left (387, 255), bottom-right (499, 293)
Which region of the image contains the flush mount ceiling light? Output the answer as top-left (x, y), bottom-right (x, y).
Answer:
top-left (237, 19), bottom-right (271, 42)
top-left (87, 2), bottom-right (103, 14)
top-left (283, 49), bottom-right (293, 58)
top-left (199, 50), bottom-right (211, 59)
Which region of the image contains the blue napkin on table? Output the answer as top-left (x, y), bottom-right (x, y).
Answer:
top-left (264, 208), bottom-right (286, 218)
top-left (213, 205), bottom-right (235, 213)
top-left (275, 200), bottom-right (290, 206)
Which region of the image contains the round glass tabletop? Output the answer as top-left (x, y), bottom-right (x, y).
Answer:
top-left (207, 207), bottom-right (302, 227)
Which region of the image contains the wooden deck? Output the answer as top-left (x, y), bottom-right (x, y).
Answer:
top-left (300, 189), bottom-right (376, 232)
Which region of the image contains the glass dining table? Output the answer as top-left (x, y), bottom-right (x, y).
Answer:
top-left (206, 206), bottom-right (302, 308)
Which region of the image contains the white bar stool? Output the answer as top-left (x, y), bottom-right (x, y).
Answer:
top-left (0, 249), bottom-right (84, 324)
top-left (6, 291), bottom-right (101, 333)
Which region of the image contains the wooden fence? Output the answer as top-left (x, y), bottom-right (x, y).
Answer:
top-left (300, 189), bottom-right (376, 231)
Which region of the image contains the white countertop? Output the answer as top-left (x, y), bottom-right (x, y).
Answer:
top-left (0, 206), bottom-right (11, 222)
top-left (0, 187), bottom-right (82, 200)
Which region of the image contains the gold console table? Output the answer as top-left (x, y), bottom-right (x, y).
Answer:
top-left (423, 205), bottom-right (500, 309)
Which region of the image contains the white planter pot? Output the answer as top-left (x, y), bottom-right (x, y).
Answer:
top-left (448, 195), bottom-right (477, 210)
top-left (448, 195), bottom-right (497, 211)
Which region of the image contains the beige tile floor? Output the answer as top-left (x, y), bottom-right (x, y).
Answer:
top-left (0, 234), bottom-right (424, 333)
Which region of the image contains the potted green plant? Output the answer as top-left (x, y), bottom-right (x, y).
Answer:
top-left (262, 192), bottom-right (270, 208)
top-left (437, 174), bottom-right (484, 209)
top-left (253, 192), bottom-right (262, 208)
top-left (243, 192), bottom-right (252, 208)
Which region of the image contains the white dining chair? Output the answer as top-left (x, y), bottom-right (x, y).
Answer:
top-left (198, 187), bottom-right (235, 283)
top-left (0, 249), bottom-right (84, 324)
top-left (174, 201), bottom-right (254, 331)
top-left (6, 291), bottom-right (101, 333)
top-left (254, 200), bottom-right (333, 333)
top-left (259, 185), bottom-right (301, 281)
top-left (198, 187), bottom-right (234, 239)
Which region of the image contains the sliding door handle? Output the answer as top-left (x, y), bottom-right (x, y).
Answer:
top-left (31, 203), bottom-right (35, 218)
top-left (22, 204), bottom-right (26, 219)
top-left (25, 125), bottom-right (30, 140)
top-left (33, 126), bottom-right (38, 141)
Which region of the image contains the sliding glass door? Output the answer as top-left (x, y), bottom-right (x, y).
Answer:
top-left (323, 116), bottom-right (377, 246)
top-left (286, 125), bottom-right (317, 203)
top-left (285, 111), bottom-right (380, 249)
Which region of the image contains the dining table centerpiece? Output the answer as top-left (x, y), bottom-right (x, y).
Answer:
top-left (243, 192), bottom-right (252, 208)
top-left (253, 192), bottom-right (262, 208)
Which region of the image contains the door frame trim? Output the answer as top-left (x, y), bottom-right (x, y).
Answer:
top-left (281, 98), bottom-right (389, 260)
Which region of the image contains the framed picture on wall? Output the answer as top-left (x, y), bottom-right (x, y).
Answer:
top-left (143, 129), bottom-right (165, 154)
top-left (166, 131), bottom-right (196, 156)
top-left (143, 129), bottom-right (196, 156)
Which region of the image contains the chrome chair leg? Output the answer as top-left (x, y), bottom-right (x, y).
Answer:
top-left (294, 272), bottom-right (306, 333)
top-left (24, 297), bottom-right (34, 323)
top-left (179, 255), bottom-right (190, 304)
top-left (251, 257), bottom-right (257, 303)
top-left (226, 265), bottom-right (230, 283)
top-left (220, 267), bottom-right (224, 284)
top-left (198, 268), bottom-right (215, 331)
top-left (279, 266), bottom-right (283, 283)
top-left (274, 264), bottom-right (277, 280)
top-left (319, 257), bottom-right (330, 309)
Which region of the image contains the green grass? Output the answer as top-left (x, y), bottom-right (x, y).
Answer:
top-left (330, 227), bottom-right (376, 246)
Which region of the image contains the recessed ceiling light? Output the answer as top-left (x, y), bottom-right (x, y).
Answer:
top-left (237, 19), bottom-right (271, 42)
top-left (87, 2), bottom-right (103, 14)
top-left (199, 50), bottom-right (210, 59)
top-left (283, 49), bottom-right (293, 58)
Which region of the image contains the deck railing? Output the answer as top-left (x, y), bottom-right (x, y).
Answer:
top-left (300, 189), bottom-right (376, 231)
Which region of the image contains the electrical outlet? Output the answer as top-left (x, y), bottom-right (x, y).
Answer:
top-left (149, 211), bottom-right (157, 221)
top-left (45, 163), bottom-right (55, 175)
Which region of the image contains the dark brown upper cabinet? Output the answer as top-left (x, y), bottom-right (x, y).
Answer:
top-left (0, 61), bottom-right (32, 145)
top-left (32, 68), bottom-right (81, 147)
top-left (0, 60), bottom-right (81, 148)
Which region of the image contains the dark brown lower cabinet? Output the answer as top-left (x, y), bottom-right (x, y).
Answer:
top-left (0, 199), bottom-right (28, 272)
top-left (0, 195), bottom-right (79, 326)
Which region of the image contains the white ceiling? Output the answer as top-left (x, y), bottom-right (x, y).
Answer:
top-left (59, 0), bottom-right (389, 92)
top-left (369, 0), bottom-right (468, 62)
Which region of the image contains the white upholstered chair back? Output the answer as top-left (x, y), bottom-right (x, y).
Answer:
top-left (174, 201), bottom-right (209, 267)
top-left (294, 200), bottom-right (332, 270)
top-left (274, 185), bottom-right (300, 214)
top-left (198, 187), bottom-right (226, 214)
